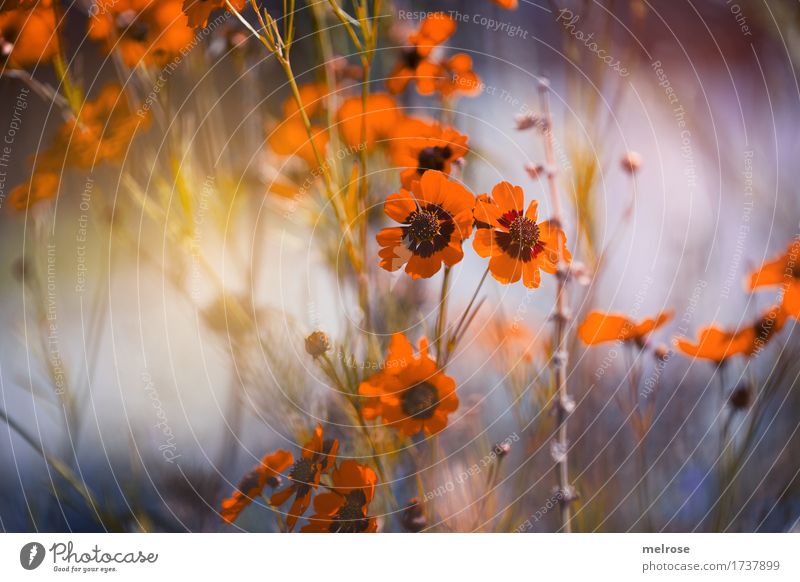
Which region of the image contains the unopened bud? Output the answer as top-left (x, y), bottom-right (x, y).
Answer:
top-left (305, 331), bottom-right (331, 358)
top-left (621, 151), bottom-right (642, 174)
top-left (653, 344), bottom-right (670, 361)
top-left (516, 113), bottom-right (542, 131)
top-left (524, 162), bottom-right (545, 180)
top-left (493, 441), bottom-right (512, 458)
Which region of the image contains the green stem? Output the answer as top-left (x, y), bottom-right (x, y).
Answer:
top-left (435, 267), bottom-right (452, 365)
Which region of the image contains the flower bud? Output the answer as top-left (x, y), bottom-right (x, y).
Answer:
top-left (305, 331), bottom-right (331, 358)
top-left (524, 162), bottom-right (545, 180)
top-left (493, 441), bottom-right (512, 458)
top-left (621, 151), bottom-right (642, 174)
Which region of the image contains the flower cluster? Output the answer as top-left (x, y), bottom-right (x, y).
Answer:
top-left (221, 425), bottom-right (378, 532)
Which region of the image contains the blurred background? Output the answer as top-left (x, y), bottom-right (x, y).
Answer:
top-left (1, 0), bottom-right (799, 532)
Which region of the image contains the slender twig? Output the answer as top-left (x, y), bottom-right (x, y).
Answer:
top-left (449, 267), bottom-right (490, 347)
top-left (434, 267), bottom-right (452, 365)
top-left (538, 80), bottom-right (576, 532)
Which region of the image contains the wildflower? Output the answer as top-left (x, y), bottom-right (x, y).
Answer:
top-left (301, 460), bottom-right (378, 533)
top-left (88, 0), bottom-right (195, 68)
top-left (437, 53), bottom-right (482, 99)
top-left (357, 333), bottom-right (412, 420)
top-left (305, 331), bottom-right (331, 359)
top-left (472, 182), bottom-right (571, 288)
top-left (675, 306), bottom-right (786, 363)
top-left (0, 1), bottom-right (57, 69)
top-left (268, 84), bottom-right (329, 166)
top-left (268, 121), bottom-right (328, 167)
top-left (220, 449), bottom-right (293, 524)
top-left (620, 151), bottom-right (642, 174)
top-left (182, 0), bottom-right (245, 29)
top-left (9, 84), bottom-right (148, 210)
top-left (270, 426), bottom-right (338, 530)
top-left (389, 117), bottom-right (469, 188)
top-left (577, 311), bottom-right (672, 347)
top-left (376, 170), bottom-right (475, 279)
top-left (359, 333), bottom-right (459, 436)
top-left (400, 497), bottom-right (427, 532)
top-left (747, 239), bottom-right (800, 318)
top-left (386, 13), bottom-right (456, 95)
top-left (336, 93), bottom-right (400, 149)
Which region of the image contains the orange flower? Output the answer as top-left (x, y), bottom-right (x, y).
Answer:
top-left (58, 83), bottom-right (148, 166)
top-left (359, 333), bottom-right (459, 436)
top-left (182, 0), bottom-right (245, 28)
top-left (437, 53), bottom-right (482, 99)
top-left (9, 83), bottom-right (148, 210)
top-left (88, 0), bottom-right (195, 67)
top-left (358, 333), bottom-right (415, 420)
top-left (747, 239), bottom-right (800, 318)
top-left (336, 93), bottom-right (400, 149)
top-left (267, 120), bottom-right (329, 167)
top-left (220, 449), bottom-right (293, 524)
top-left (377, 170), bottom-right (474, 279)
top-left (270, 425), bottom-right (338, 530)
top-left (389, 117), bottom-right (468, 188)
top-left (472, 182), bottom-right (571, 288)
top-left (0, 2), bottom-right (58, 69)
top-left (300, 460), bottom-right (378, 533)
top-left (387, 13), bottom-right (456, 95)
top-left (267, 83), bottom-right (329, 166)
top-left (675, 306), bottom-right (786, 363)
top-left (578, 311), bottom-right (672, 347)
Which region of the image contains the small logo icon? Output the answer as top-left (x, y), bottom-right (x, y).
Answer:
top-left (20, 542), bottom-right (46, 570)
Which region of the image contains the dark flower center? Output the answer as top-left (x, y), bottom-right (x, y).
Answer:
top-left (402, 48), bottom-right (423, 70)
top-left (330, 490), bottom-right (370, 533)
top-left (417, 146), bottom-right (452, 174)
top-left (509, 216), bottom-right (540, 249)
top-left (289, 458), bottom-right (317, 486)
top-left (408, 209), bottom-right (441, 243)
top-left (402, 204), bottom-right (455, 259)
top-left (495, 211), bottom-right (544, 262)
top-left (401, 382), bottom-right (439, 420)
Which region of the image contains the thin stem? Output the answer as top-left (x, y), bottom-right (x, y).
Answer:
top-left (539, 81), bottom-right (575, 532)
top-left (435, 267), bottom-right (452, 365)
top-left (712, 364), bottom-right (735, 531)
top-left (444, 266), bottom-right (490, 366)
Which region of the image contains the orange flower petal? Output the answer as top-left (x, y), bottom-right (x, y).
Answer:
top-left (489, 253), bottom-right (523, 284)
top-left (491, 181), bottom-right (525, 213)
